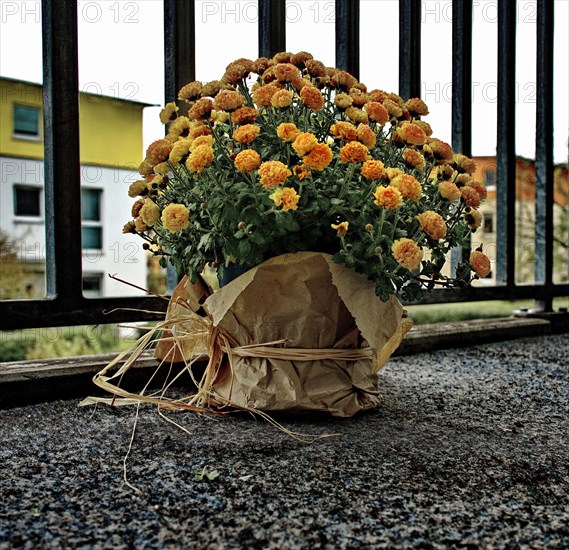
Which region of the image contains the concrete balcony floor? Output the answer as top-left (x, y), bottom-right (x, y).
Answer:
top-left (1, 332), bottom-right (568, 548)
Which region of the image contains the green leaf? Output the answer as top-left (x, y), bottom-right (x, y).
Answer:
top-left (195, 467), bottom-right (220, 481)
top-left (237, 239), bottom-right (252, 258)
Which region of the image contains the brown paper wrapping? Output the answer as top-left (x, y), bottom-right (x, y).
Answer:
top-left (157, 252), bottom-right (412, 418)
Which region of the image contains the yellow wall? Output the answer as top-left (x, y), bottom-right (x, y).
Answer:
top-left (0, 78), bottom-right (145, 169)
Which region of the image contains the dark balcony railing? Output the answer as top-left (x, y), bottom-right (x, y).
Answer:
top-left (0, 0), bottom-right (566, 331)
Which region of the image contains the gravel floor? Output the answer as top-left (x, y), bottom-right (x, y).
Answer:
top-left (1, 334), bottom-right (568, 549)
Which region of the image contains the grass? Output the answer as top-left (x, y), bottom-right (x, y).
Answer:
top-left (406, 297), bottom-right (569, 325)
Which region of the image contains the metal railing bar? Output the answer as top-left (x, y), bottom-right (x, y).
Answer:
top-left (258, 0), bottom-right (286, 58)
top-left (164, 0), bottom-right (196, 107)
top-left (495, 0), bottom-right (517, 286)
top-left (335, 0), bottom-right (360, 79)
top-left (1, 281), bottom-right (566, 330)
top-left (450, 0), bottom-right (473, 277)
top-left (41, 0), bottom-right (83, 303)
top-left (398, 0), bottom-right (421, 99)
top-left (164, 0), bottom-right (196, 293)
top-left (534, 0), bottom-right (555, 311)
top-left (0, 296), bottom-right (168, 331)
top-left (451, 0), bottom-right (473, 156)
top-left (408, 282), bottom-right (569, 306)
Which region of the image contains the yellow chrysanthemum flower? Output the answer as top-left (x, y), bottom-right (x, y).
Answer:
top-left (161, 203), bottom-right (190, 232)
top-left (258, 161), bottom-right (292, 188)
top-left (374, 186), bottom-right (403, 209)
top-left (417, 211), bottom-right (447, 240)
top-left (269, 187), bottom-right (300, 211)
top-left (392, 238), bottom-right (423, 270)
top-left (234, 150), bottom-right (261, 173)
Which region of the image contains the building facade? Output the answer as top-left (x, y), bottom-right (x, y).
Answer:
top-left (0, 77), bottom-right (150, 299)
top-left (472, 155), bottom-right (568, 285)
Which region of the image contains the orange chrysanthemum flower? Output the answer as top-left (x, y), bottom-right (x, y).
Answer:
top-left (292, 132), bottom-right (319, 156)
top-left (189, 123), bottom-right (213, 140)
top-left (470, 250), bottom-right (491, 278)
top-left (340, 141), bottom-right (369, 163)
top-left (356, 124), bottom-right (376, 149)
top-left (234, 149), bottom-right (261, 173)
top-left (383, 98), bottom-right (403, 118)
top-left (392, 238), bottom-right (423, 270)
top-left (468, 181), bottom-right (488, 201)
top-left (273, 63), bottom-right (301, 82)
top-left (417, 211), bottom-right (447, 240)
top-left (222, 58), bottom-right (254, 83)
top-left (453, 154), bottom-right (477, 174)
top-left (368, 89), bottom-right (388, 103)
top-left (190, 135), bottom-right (214, 151)
top-left (146, 139), bottom-right (172, 165)
top-left (460, 186), bottom-right (481, 208)
top-left (277, 122), bottom-right (301, 143)
top-left (258, 160), bottom-right (292, 188)
top-left (134, 216), bottom-right (148, 232)
top-left (186, 144), bottom-right (214, 173)
top-left (402, 148), bottom-right (426, 170)
top-left (271, 88), bottom-right (294, 108)
top-left (188, 98), bottom-right (214, 120)
top-left (201, 80), bottom-right (224, 98)
top-left (374, 186), bottom-right (403, 209)
top-left (414, 120), bottom-right (433, 137)
top-left (231, 106), bottom-right (258, 125)
top-left (303, 143), bottom-right (333, 171)
top-left (350, 88), bottom-right (369, 107)
top-left (405, 97), bottom-right (429, 117)
top-left (397, 122), bottom-right (427, 146)
top-left (361, 160), bottom-right (386, 180)
top-left (213, 89), bottom-right (245, 111)
top-left (178, 81), bottom-right (202, 102)
top-left (438, 180), bottom-right (461, 202)
top-left (300, 86), bottom-right (324, 111)
top-left (331, 70), bottom-right (358, 90)
top-left (390, 174), bottom-right (422, 201)
top-left (364, 101), bottom-right (390, 125)
top-left (293, 164), bottom-right (311, 181)
top-left (252, 83), bottom-right (281, 106)
top-left (233, 124), bottom-right (261, 144)
top-left (331, 221), bottom-right (349, 236)
top-left (330, 121), bottom-right (358, 142)
top-left (305, 59), bottom-right (327, 77)
top-left (269, 187), bottom-right (300, 211)
top-left (425, 138), bottom-right (454, 161)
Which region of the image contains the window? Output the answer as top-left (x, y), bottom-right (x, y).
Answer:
top-left (13, 185), bottom-right (41, 217)
top-left (483, 212), bottom-right (494, 234)
top-left (82, 273), bottom-right (103, 298)
top-left (484, 168), bottom-right (496, 186)
top-left (14, 105), bottom-right (40, 137)
top-left (81, 189), bottom-right (102, 249)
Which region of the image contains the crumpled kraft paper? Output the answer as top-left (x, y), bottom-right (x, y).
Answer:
top-left (160, 252), bottom-right (412, 418)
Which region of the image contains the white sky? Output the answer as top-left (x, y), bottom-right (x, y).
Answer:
top-left (0, 0), bottom-right (567, 164)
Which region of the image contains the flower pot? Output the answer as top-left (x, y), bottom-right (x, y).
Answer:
top-left (217, 264), bottom-right (251, 287)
